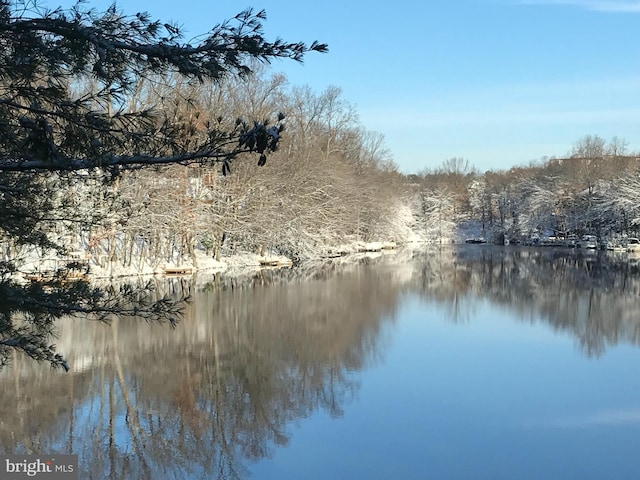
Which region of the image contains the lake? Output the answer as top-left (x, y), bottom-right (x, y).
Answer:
top-left (2, 246), bottom-right (640, 479)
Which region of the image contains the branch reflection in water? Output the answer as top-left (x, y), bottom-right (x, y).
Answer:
top-left (2, 246), bottom-right (640, 478)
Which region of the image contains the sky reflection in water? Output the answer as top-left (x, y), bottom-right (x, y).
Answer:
top-left (251, 293), bottom-right (640, 480)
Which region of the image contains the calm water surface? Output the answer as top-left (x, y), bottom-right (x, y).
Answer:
top-left (2, 247), bottom-right (640, 479)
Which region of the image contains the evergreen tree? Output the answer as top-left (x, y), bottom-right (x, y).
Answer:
top-left (0, 0), bottom-right (327, 369)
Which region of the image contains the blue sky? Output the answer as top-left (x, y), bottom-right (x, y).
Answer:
top-left (51, 0), bottom-right (640, 173)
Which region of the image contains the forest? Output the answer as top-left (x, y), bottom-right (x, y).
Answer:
top-left (10, 64), bottom-right (638, 276)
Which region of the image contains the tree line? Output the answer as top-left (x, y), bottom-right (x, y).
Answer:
top-left (412, 135), bottom-right (640, 243)
top-left (9, 62), bottom-right (640, 271)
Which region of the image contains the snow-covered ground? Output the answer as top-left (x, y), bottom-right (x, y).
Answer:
top-left (10, 239), bottom-right (430, 284)
top-left (7, 197), bottom-right (474, 284)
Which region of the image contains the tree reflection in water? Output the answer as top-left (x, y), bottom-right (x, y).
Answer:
top-left (0, 261), bottom-right (402, 479)
top-left (2, 247), bottom-right (640, 478)
top-left (411, 246), bottom-right (640, 357)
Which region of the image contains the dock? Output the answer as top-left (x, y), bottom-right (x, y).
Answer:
top-left (162, 266), bottom-right (194, 276)
top-left (259, 259), bottom-right (293, 268)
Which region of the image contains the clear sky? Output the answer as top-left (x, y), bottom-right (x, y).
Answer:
top-left (50, 0), bottom-right (640, 173)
